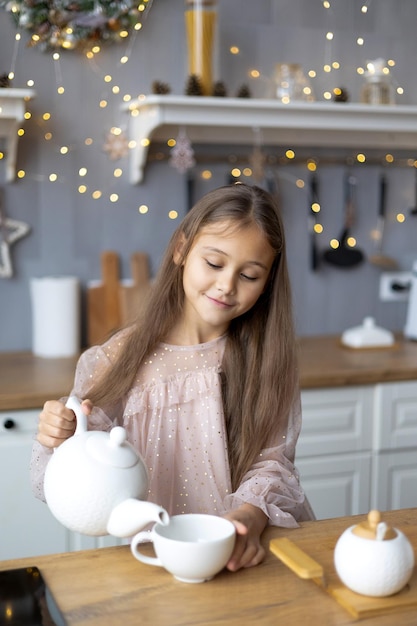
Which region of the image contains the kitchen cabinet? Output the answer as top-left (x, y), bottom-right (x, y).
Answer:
top-left (371, 381), bottom-right (417, 511)
top-left (298, 381), bottom-right (417, 520)
top-left (122, 96), bottom-right (417, 183)
top-left (0, 409), bottom-right (67, 560)
top-left (297, 386), bottom-right (374, 519)
top-left (0, 408), bottom-right (123, 560)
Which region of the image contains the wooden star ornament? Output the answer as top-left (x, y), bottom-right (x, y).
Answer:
top-left (0, 209), bottom-right (31, 279)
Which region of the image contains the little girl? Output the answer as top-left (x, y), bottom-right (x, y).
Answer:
top-left (31, 183), bottom-right (313, 572)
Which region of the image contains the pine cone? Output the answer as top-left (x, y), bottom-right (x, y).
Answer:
top-left (212, 81), bottom-right (227, 97)
top-left (185, 74), bottom-right (203, 96)
top-left (333, 87), bottom-right (349, 102)
top-left (236, 84), bottom-right (251, 98)
top-left (152, 80), bottom-right (171, 95)
top-left (0, 74), bottom-right (10, 88)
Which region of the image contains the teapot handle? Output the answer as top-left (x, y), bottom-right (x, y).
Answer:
top-left (65, 396), bottom-right (88, 435)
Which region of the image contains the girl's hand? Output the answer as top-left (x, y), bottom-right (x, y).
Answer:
top-left (223, 503), bottom-right (268, 571)
top-left (37, 399), bottom-right (92, 448)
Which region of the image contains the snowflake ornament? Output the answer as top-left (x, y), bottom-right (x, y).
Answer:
top-left (169, 130), bottom-right (196, 174)
top-left (103, 130), bottom-right (129, 160)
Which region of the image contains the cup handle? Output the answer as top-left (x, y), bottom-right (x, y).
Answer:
top-left (130, 531), bottom-right (163, 567)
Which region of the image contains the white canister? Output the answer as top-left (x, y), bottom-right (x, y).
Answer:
top-left (30, 276), bottom-right (80, 358)
top-left (404, 260), bottom-right (417, 340)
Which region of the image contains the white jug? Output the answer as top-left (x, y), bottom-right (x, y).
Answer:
top-left (44, 396), bottom-right (169, 537)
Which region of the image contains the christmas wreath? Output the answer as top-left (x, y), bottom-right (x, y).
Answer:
top-left (0, 0), bottom-right (154, 51)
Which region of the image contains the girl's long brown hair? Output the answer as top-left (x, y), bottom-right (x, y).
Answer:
top-left (88, 183), bottom-right (298, 490)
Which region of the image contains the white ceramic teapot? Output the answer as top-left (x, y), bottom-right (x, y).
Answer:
top-left (43, 396), bottom-right (169, 537)
top-left (334, 510), bottom-right (415, 597)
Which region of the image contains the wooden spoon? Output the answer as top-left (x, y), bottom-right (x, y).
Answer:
top-left (369, 175), bottom-right (398, 269)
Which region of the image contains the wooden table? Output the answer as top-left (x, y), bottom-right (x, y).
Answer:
top-left (1, 509), bottom-right (416, 625)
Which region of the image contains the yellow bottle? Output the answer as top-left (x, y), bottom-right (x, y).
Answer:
top-left (185, 0), bottom-right (217, 96)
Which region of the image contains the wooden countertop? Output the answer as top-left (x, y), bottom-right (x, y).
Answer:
top-left (1, 509), bottom-right (416, 625)
top-left (298, 334), bottom-right (417, 388)
top-left (1, 335), bottom-right (417, 411)
top-left (0, 351), bottom-right (79, 411)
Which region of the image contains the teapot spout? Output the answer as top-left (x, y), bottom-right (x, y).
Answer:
top-left (107, 499), bottom-right (170, 538)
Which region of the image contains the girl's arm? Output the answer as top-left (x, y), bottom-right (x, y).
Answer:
top-left (223, 396), bottom-right (313, 530)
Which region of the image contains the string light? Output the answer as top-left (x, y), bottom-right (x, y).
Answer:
top-left (0, 2), bottom-right (154, 206)
top-left (1, 0), bottom-right (411, 223)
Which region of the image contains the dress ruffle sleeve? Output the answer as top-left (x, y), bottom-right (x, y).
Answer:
top-left (223, 393), bottom-right (314, 527)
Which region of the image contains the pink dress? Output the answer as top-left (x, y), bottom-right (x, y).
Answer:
top-left (30, 330), bottom-right (312, 527)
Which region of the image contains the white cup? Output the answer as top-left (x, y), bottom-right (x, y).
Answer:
top-left (130, 514), bottom-right (236, 583)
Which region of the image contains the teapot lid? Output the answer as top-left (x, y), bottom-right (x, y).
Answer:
top-left (352, 510), bottom-right (397, 541)
top-left (86, 427), bottom-right (138, 468)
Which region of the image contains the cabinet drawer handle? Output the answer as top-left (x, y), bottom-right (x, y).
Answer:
top-left (3, 419), bottom-right (16, 430)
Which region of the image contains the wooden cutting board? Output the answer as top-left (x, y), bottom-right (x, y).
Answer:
top-left (86, 251), bottom-right (121, 346)
top-left (270, 537), bottom-right (417, 620)
top-left (119, 252), bottom-right (150, 325)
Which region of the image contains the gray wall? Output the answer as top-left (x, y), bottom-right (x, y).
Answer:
top-left (1, 0), bottom-right (417, 351)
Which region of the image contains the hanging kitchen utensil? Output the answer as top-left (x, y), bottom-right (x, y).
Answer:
top-left (308, 174), bottom-right (320, 271)
top-left (408, 167), bottom-right (417, 216)
top-left (186, 171), bottom-right (195, 212)
top-left (323, 174), bottom-right (364, 268)
top-left (369, 174), bottom-right (398, 269)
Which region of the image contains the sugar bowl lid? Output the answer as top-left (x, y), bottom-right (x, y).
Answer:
top-left (352, 510), bottom-right (397, 541)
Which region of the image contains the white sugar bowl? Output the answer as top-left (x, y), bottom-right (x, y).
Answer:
top-left (334, 510), bottom-right (415, 597)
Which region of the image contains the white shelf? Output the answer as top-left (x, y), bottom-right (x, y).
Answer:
top-left (0, 88), bottom-right (36, 182)
top-left (122, 95), bottom-right (417, 184)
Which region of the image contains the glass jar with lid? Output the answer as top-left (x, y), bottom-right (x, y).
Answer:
top-left (361, 58), bottom-right (395, 105)
top-left (274, 63), bottom-right (314, 103)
